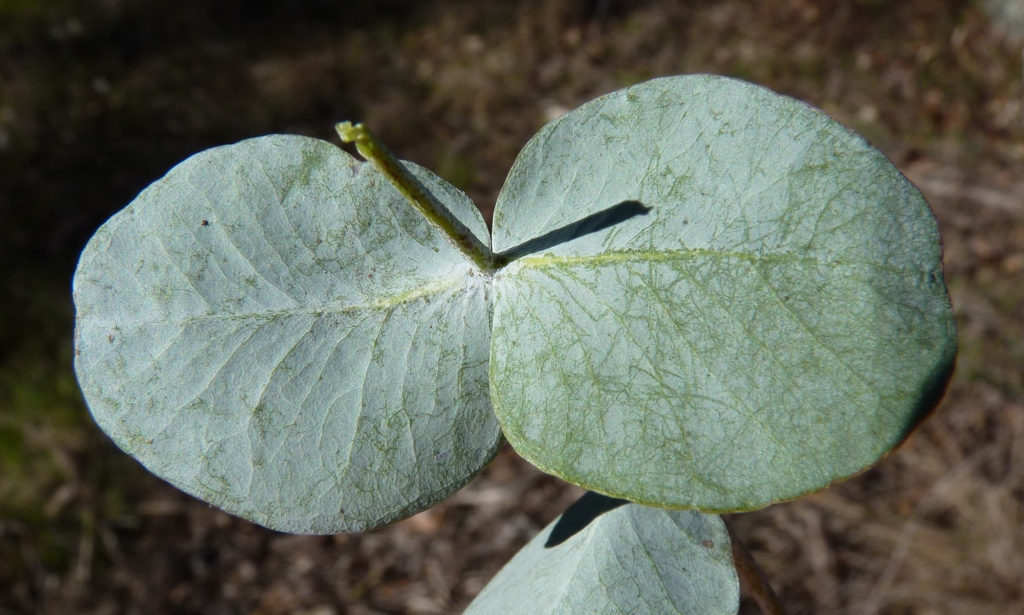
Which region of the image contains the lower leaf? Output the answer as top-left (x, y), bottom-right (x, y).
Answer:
top-left (464, 504), bottom-right (739, 615)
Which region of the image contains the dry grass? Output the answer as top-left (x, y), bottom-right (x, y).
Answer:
top-left (1, 1), bottom-right (1023, 613)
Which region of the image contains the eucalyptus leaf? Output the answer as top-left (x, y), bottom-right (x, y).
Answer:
top-left (464, 504), bottom-right (739, 615)
top-left (489, 75), bottom-right (957, 511)
top-left (73, 135), bottom-right (502, 533)
top-left (74, 72), bottom-right (956, 541)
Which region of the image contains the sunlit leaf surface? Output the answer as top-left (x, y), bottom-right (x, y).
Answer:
top-left (74, 135), bottom-right (501, 532)
top-left (489, 75), bottom-right (956, 510)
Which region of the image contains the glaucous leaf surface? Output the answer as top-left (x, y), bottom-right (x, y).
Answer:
top-left (464, 505), bottom-right (739, 615)
top-left (73, 135), bottom-right (501, 533)
top-left (490, 75), bottom-right (957, 511)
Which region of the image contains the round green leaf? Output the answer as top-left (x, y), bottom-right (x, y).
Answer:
top-left (73, 135), bottom-right (501, 533)
top-left (464, 505), bottom-right (739, 615)
top-left (489, 75), bottom-right (956, 511)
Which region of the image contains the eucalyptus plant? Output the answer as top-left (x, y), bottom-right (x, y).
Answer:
top-left (73, 74), bottom-right (956, 613)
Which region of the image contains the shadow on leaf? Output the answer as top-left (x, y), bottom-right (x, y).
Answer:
top-left (499, 200), bottom-right (650, 259)
top-left (545, 491), bottom-right (630, 548)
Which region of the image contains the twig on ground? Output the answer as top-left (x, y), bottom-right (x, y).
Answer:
top-left (725, 518), bottom-right (788, 615)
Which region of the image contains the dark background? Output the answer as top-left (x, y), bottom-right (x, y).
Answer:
top-left (1, 1), bottom-right (1023, 613)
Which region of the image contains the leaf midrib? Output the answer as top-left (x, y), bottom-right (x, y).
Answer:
top-left (79, 272), bottom-right (478, 329)
top-left (501, 246), bottom-right (919, 275)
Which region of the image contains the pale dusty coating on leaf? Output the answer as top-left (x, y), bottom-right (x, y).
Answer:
top-left (73, 135), bottom-right (502, 533)
top-left (464, 505), bottom-right (739, 615)
top-left (489, 75), bottom-right (957, 511)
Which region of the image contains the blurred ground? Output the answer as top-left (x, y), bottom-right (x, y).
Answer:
top-left (1, 0), bottom-right (1022, 613)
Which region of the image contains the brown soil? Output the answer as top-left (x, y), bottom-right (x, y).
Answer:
top-left (1, 1), bottom-right (1022, 614)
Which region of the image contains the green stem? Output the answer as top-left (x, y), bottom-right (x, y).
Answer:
top-left (336, 122), bottom-right (496, 272)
